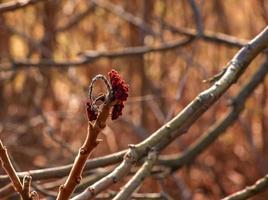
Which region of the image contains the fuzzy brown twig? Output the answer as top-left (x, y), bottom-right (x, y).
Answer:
top-left (0, 140), bottom-right (37, 200)
top-left (0, 0), bottom-right (46, 14)
top-left (56, 70), bottom-right (128, 200)
top-left (56, 103), bottom-right (112, 200)
top-left (0, 140), bottom-right (23, 195)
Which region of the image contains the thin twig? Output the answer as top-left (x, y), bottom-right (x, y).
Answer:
top-left (0, 37), bottom-right (193, 71)
top-left (56, 87), bottom-right (113, 199)
top-left (56, 3), bottom-right (95, 32)
top-left (56, 69), bottom-right (129, 199)
top-left (222, 174), bottom-right (268, 200)
top-left (0, 140), bottom-right (37, 199)
top-left (0, 0), bottom-right (46, 14)
top-left (71, 145), bottom-right (139, 200)
top-left (91, 0), bottom-right (157, 36)
top-left (0, 150), bottom-right (127, 185)
top-left (188, 0), bottom-right (203, 36)
top-left (21, 175), bottom-right (39, 200)
top-left (90, 0), bottom-right (247, 49)
top-left (0, 140), bottom-right (23, 195)
top-left (157, 17), bottom-right (248, 48)
top-left (96, 191), bottom-right (171, 200)
top-left (0, 183), bottom-right (15, 198)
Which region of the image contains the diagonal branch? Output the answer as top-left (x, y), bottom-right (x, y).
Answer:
top-left (91, 0), bottom-right (157, 36)
top-left (72, 145), bottom-right (139, 200)
top-left (0, 140), bottom-right (38, 200)
top-left (0, 140), bottom-right (23, 195)
top-left (112, 149), bottom-right (158, 200)
top-left (157, 17), bottom-right (248, 48)
top-left (158, 58), bottom-right (268, 170)
top-left (56, 94), bottom-right (113, 199)
top-left (134, 26), bottom-right (268, 156)
top-left (0, 0), bottom-right (46, 14)
top-left (56, 3), bottom-right (96, 33)
top-left (222, 174), bottom-right (268, 200)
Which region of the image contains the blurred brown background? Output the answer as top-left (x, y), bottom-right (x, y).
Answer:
top-left (0, 0), bottom-right (268, 199)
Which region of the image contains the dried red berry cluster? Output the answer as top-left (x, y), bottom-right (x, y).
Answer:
top-left (86, 70), bottom-right (128, 122)
top-left (108, 69), bottom-right (129, 120)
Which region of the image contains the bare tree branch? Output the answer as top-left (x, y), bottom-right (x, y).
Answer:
top-left (158, 17), bottom-right (248, 48)
top-left (113, 149), bottom-right (158, 200)
top-left (72, 145), bottom-right (139, 200)
top-left (134, 26), bottom-right (268, 156)
top-left (0, 37), bottom-right (193, 71)
top-left (0, 150), bottom-right (127, 185)
top-left (91, 0), bottom-right (157, 36)
top-left (0, 0), bottom-right (46, 14)
top-left (90, 0), bottom-right (247, 49)
top-left (159, 58), bottom-right (268, 170)
top-left (222, 174), bottom-right (268, 200)
top-left (0, 140), bottom-right (23, 195)
top-left (0, 140), bottom-right (38, 199)
top-left (96, 191), bottom-right (171, 200)
top-left (56, 3), bottom-right (95, 33)
top-left (188, 0), bottom-right (203, 36)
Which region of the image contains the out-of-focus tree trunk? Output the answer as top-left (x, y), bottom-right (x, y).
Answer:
top-left (213, 0), bottom-right (230, 34)
top-left (261, 83), bottom-right (268, 173)
top-left (41, 0), bottom-right (60, 59)
top-left (39, 0), bottom-right (61, 109)
top-left (0, 13), bottom-right (10, 117)
top-left (258, 0), bottom-right (268, 24)
top-left (126, 0), bottom-right (154, 128)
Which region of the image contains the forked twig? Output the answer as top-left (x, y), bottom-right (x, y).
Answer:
top-left (0, 140), bottom-right (38, 200)
top-left (0, 140), bottom-right (23, 195)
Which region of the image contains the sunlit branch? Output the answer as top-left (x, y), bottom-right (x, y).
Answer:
top-left (0, 0), bottom-right (46, 14)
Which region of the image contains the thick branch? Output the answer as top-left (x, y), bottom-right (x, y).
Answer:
top-left (135, 26), bottom-right (268, 155)
top-left (112, 150), bottom-right (158, 200)
top-left (158, 58), bottom-right (268, 170)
